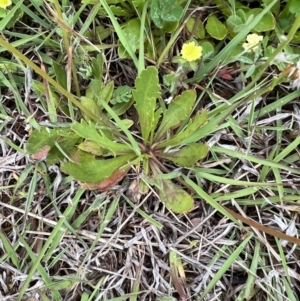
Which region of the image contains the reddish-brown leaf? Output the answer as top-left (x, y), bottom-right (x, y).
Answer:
top-left (81, 168), bottom-right (129, 191)
top-left (31, 145), bottom-right (51, 160)
top-left (218, 67), bottom-right (234, 80)
top-left (223, 206), bottom-right (300, 246)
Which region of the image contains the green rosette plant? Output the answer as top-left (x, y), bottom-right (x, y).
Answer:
top-left (26, 66), bottom-right (209, 214)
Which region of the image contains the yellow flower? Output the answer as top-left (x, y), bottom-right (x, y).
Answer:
top-left (181, 41), bottom-right (202, 62)
top-left (0, 0), bottom-right (11, 9)
top-left (242, 33), bottom-right (263, 53)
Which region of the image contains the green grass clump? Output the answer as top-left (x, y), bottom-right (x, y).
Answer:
top-left (1, 0), bottom-right (300, 300)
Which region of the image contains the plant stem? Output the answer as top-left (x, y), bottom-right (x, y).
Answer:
top-left (53, 0), bottom-right (81, 97)
top-left (240, 11), bottom-right (300, 95)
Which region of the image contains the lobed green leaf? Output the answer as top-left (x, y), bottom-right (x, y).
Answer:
top-left (133, 66), bottom-right (160, 142)
top-left (159, 143), bottom-right (209, 167)
top-left (71, 120), bottom-right (132, 155)
top-left (158, 180), bottom-right (194, 213)
top-left (61, 153), bottom-right (136, 184)
top-left (157, 110), bottom-right (207, 148)
top-left (26, 127), bottom-right (58, 155)
top-left (155, 90), bottom-right (196, 141)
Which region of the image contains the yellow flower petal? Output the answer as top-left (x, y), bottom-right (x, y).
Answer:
top-left (0, 0), bottom-right (11, 9)
top-left (181, 41), bottom-right (202, 62)
top-left (242, 33), bottom-right (263, 53)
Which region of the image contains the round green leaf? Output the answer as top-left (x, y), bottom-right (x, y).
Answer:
top-left (245, 64), bottom-right (256, 78)
top-left (226, 15), bottom-right (243, 28)
top-left (206, 15), bottom-right (227, 40)
top-left (0, 8), bottom-right (6, 18)
top-left (158, 180), bottom-right (194, 213)
top-left (118, 18), bottom-right (141, 58)
top-left (186, 18), bottom-right (205, 39)
top-left (289, 2), bottom-right (300, 14)
top-left (246, 9), bottom-right (275, 32)
top-left (201, 42), bottom-right (214, 59)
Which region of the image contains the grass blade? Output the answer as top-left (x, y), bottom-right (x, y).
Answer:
top-left (99, 0), bottom-right (139, 72)
top-left (17, 217), bottom-right (66, 301)
top-left (199, 233), bottom-right (253, 300)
